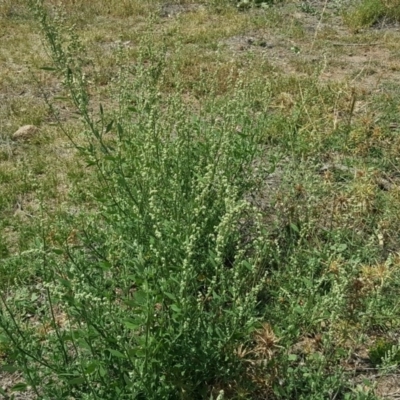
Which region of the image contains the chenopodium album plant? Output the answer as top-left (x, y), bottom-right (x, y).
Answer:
top-left (0, 2), bottom-right (271, 399)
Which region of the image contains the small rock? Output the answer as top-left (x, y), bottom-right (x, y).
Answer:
top-left (12, 125), bottom-right (38, 142)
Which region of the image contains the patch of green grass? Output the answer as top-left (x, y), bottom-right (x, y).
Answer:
top-left (344, 0), bottom-right (400, 30)
top-left (369, 337), bottom-right (400, 366)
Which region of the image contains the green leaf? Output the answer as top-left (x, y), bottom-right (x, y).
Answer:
top-left (69, 376), bottom-right (85, 385)
top-left (288, 354), bottom-right (298, 361)
top-left (3, 365), bottom-right (18, 373)
top-left (337, 243), bottom-right (347, 252)
top-left (294, 306), bottom-right (304, 314)
top-left (212, 291), bottom-right (221, 300)
top-left (164, 292), bottom-right (176, 301)
top-left (59, 279), bottom-right (72, 289)
top-left (105, 120), bottom-right (114, 133)
top-left (99, 261), bottom-right (111, 270)
top-left (290, 223), bottom-right (299, 233)
top-left (0, 334), bottom-right (10, 343)
top-left (51, 248), bottom-right (64, 255)
top-left (242, 260), bottom-right (254, 270)
top-left (362, 378), bottom-right (372, 386)
top-left (108, 349), bottom-right (125, 358)
top-left (62, 332), bottom-right (74, 342)
top-left (62, 329), bottom-right (83, 341)
top-left (133, 347), bottom-right (146, 358)
top-left (117, 123), bottom-right (123, 136)
top-left (123, 299), bottom-right (137, 307)
top-left (85, 362), bottom-right (98, 374)
top-left (99, 366), bottom-right (106, 377)
top-left (134, 290), bottom-right (147, 306)
top-left (170, 304), bottom-right (181, 313)
top-left (123, 318), bottom-right (142, 330)
top-left (11, 383), bottom-right (27, 392)
top-left (31, 293), bottom-right (39, 302)
top-left (77, 339), bottom-right (91, 350)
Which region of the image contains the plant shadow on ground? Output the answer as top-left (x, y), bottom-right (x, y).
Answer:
top-left (1, 0), bottom-right (400, 399)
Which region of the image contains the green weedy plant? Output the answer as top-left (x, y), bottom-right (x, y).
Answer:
top-left (369, 338), bottom-right (400, 368)
top-left (235, 0), bottom-right (275, 10)
top-left (210, 0), bottom-right (276, 10)
top-left (343, 0), bottom-right (400, 30)
top-left (0, 1), bottom-right (272, 398)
